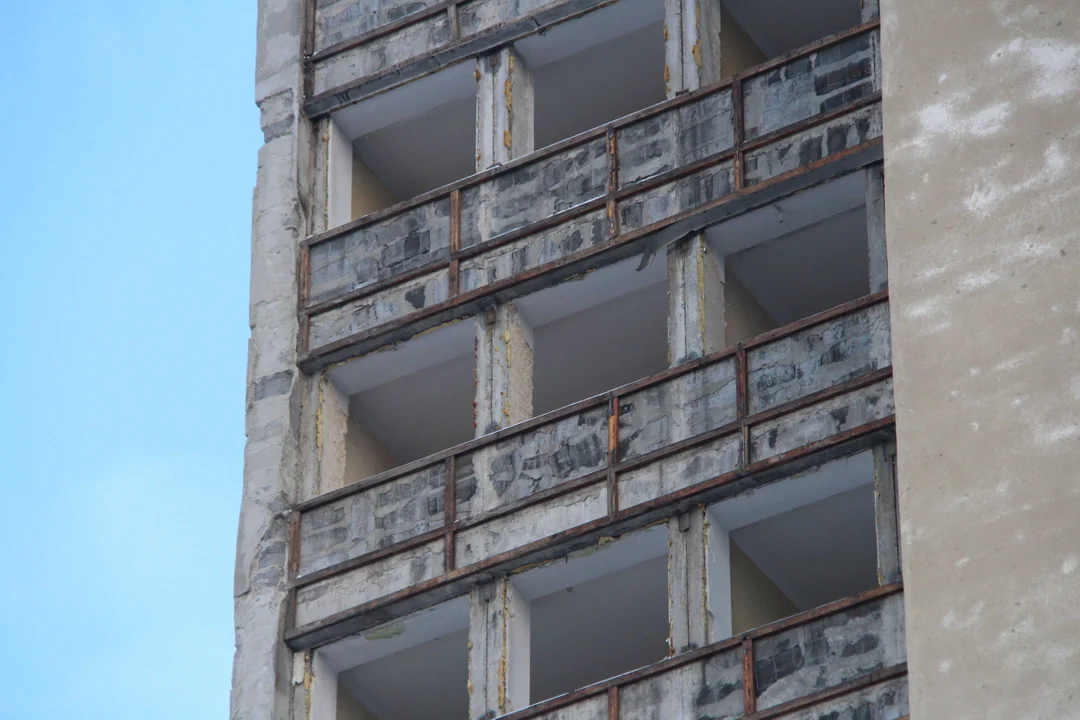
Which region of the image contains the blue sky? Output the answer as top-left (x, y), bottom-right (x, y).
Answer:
top-left (0, 2), bottom-right (258, 717)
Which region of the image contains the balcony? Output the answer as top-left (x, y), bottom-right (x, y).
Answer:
top-left (286, 294), bottom-right (893, 649)
top-left (300, 23), bottom-right (883, 371)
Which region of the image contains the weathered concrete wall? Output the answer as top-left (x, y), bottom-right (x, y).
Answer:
top-left (459, 209), bottom-right (609, 292)
top-left (308, 197), bottom-right (452, 305)
top-left (314, 0), bottom-right (441, 52)
top-left (617, 91), bottom-right (735, 187)
top-left (744, 104), bottom-right (881, 187)
top-left (723, 271), bottom-right (775, 345)
top-left (747, 302), bottom-right (891, 414)
top-left (772, 677), bottom-right (908, 720)
top-left (295, 539), bottom-right (445, 626)
top-left (456, 405), bottom-right (608, 519)
top-left (533, 696), bottom-right (607, 720)
top-left (460, 138), bottom-right (608, 246)
top-left (234, 2), bottom-right (310, 719)
top-left (618, 433), bottom-right (741, 509)
top-left (298, 462), bottom-right (447, 575)
top-left (880, 1), bottom-right (1080, 718)
top-left (313, 15), bottom-right (452, 95)
top-left (753, 593), bottom-right (905, 710)
top-left (718, 5), bottom-right (765, 79)
top-left (750, 379), bottom-right (894, 462)
top-left (619, 359), bottom-right (738, 460)
top-left (351, 153), bottom-right (398, 219)
top-left (618, 162), bottom-right (735, 232)
top-left (619, 646), bottom-right (744, 719)
top-left (743, 30), bottom-right (881, 141)
top-left (307, 268), bottom-right (450, 348)
top-left (456, 483), bottom-right (608, 566)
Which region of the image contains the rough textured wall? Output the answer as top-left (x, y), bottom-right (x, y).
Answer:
top-left (233, 1), bottom-right (308, 719)
top-left (880, 2), bottom-right (1080, 718)
top-left (619, 646), bottom-right (744, 720)
top-left (308, 197), bottom-right (452, 305)
top-left (753, 593), bottom-right (906, 710)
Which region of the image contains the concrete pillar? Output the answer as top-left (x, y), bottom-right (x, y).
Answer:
top-left (667, 235), bottom-right (726, 365)
top-left (474, 304), bottom-right (534, 436)
top-left (668, 507), bottom-right (732, 654)
top-left (866, 164), bottom-right (888, 293)
top-left (473, 46), bottom-right (536, 438)
top-left (468, 578), bottom-right (531, 719)
top-left (475, 45), bottom-right (534, 170)
top-left (873, 441), bottom-right (901, 585)
top-left (328, 118), bottom-right (353, 229)
top-left (663, 0), bottom-right (722, 98)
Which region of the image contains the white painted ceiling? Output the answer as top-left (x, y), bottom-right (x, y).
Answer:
top-left (722, 0), bottom-right (861, 58)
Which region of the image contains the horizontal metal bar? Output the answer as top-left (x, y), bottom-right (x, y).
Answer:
top-left (751, 664), bottom-right (907, 720)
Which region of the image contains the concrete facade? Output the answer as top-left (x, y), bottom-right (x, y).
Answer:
top-left (234, 0), bottom-right (1078, 718)
top-left (880, 1), bottom-right (1080, 717)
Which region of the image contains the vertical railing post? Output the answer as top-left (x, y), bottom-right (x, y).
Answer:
top-left (742, 636), bottom-right (756, 715)
top-left (449, 188), bottom-right (461, 296)
top-left (731, 76), bottom-right (745, 190)
top-left (444, 455), bottom-right (457, 571)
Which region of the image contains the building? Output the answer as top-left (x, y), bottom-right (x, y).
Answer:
top-left (233, 1), bottom-right (1080, 718)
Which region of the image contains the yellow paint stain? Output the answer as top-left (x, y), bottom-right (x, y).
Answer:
top-left (315, 379), bottom-right (325, 464)
top-left (663, 21), bottom-right (668, 41)
top-left (498, 581), bottom-right (511, 712)
top-left (692, 40), bottom-right (702, 68)
top-left (664, 64), bottom-right (671, 84)
top-left (303, 651), bottom-right (314, 720)
top-left (475, 66), bottom-right (481, 82)
top-left (503, 129), bottom-right (513, 151)
top-left (697, 240), bottom-right (707, 346)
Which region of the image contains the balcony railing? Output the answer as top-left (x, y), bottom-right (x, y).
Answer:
top-left (286, 293), bottom-right (894, 648)
top-left (305, 0), bottom-right (624, 114)
top-left (300, 22), bottom-right (883, 371)
top-left (497, 584), bottom-right (907, 720)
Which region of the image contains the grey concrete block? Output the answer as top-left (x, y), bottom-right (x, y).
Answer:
top-left (743, 31), bottom-right (880, 140)
top-left (754, 593), bottom-right (906, 710)
top-left (295, 539), bottom-right (445, 626)
top-left (313, 13), bottom-right (452, 94)
top-left (459, 209), bottom-right (609, 292)
top-left (618, 433), bottom-right (741, 509)
top-left (308, 197), bottom-right (452, 305)
top-left (750, 379), bottom-right (894, 462)
top-left (744, 104), bottom-right (882, 187)
top-left (747, 303), bottom-right (891, 414)
top-left (619, 359), bottom-right (738, 461)
top-left (617, 90), bottom-right (735, 186)
top-left (619, 646), bottom-right (745, 720)
top-left (456, 406), bottom-right (609, 520)
top-left (314, 0), bottom-right (440, 52)
top-left (460, 138), bottom-right (609, 246)
top-left (532, 696), bottom-right (608, 720)
top-left (298, 463), bottom-right (447, 575)
top-left (455, 483), bottom-right (607, 566)
top-left (307, 269), bottom-right (449, 349)
top-left (771, 677), bottom-right (908, 720)
top-left (618, 161), bottom-right (734, 232)
top-left (458, 0), bottom-right (562, 37)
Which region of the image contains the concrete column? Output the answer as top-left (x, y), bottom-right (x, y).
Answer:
top-left (873, 441), bottom-right (901, 585)
top-left (866, 164), bottom-right (888, 293)
top-left (474, 304), bottom-right (534, 436)
top-left (667, 235), bottom-right (726, 365)
top-left (474, 46), bottom-right (536, 439)
top-left (328, 118), bottom-right (354, 229)
top-left (475, 45), bottom-right (534, 170)
top-left (469, 578), bottom-right (531, 719)
top-left (668, 507), bottom-right (732, 654)
top-left (663, 0), bottom-right (722, 97)
top-left (232, 1), bottom-right (309, 719)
